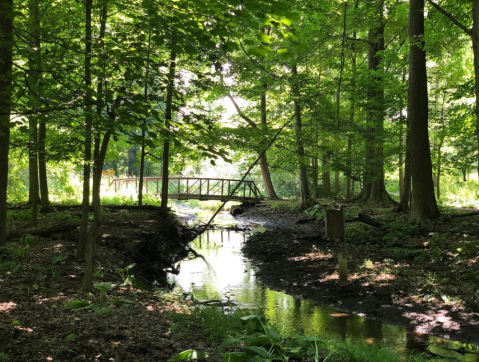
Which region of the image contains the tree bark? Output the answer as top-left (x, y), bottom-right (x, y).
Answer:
top-left (436, 136), bottom-right (444, 200)
top-left (335, 171), bottom-right (340, 194)
top-left (138, 32), bottom-right (151, 206)
top-left (473, 0), bottom-right (479, 177)
top-left (160, 47), bottom-right (177, 218)
top-left (0, 0), bottom-right (14, 246)
top-left (292, 64), bottom-right (310, 209)
top-left (28, 0), bottom-right (51, 213)
top-left (321, 152), bottom-right (331, 193)
top-left (408, 0), bottom-right (440, 224)
top-left (397, 119), bottom-right (412, 212)
top-left (259, 83), bottom-right (279, 200)
top-left (77, 0), bottom-right (93, 259)
top-left (82, 4), bottom-right (110, 293)
top-left (27, 0), bottom-right (43, 225)
top-left (360, 0), bottom-right (394, 206)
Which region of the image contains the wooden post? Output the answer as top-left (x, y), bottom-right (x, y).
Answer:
top-left (325, 209), bottom-right (345, 241)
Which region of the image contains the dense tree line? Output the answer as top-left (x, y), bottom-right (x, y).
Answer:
top-left (1, 0), bottom-right (478, 290)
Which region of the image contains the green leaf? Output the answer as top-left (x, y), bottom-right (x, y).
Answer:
top-left (130, 276), bottom-right (149, 290)
top-left (243, 346), bottom-right (270, 358)
top-left (277, 49), bottom-right (292, 58)
top-left (222, 41), bottom-right (240, 53)
top-left (222, 352), bottom-right (247, 362)
top-left (218, 337), bottom-right (243, 351)
top-left (257, 33), bottom-right (271, 44)
top-left (51, 255), bottom-right (67, 265)
top-left (91, 303), bottom-right (112, 314)
top-left (169, 350), bottom-right (209, 361)
top-left (247, 45), bottom-right (273, 57)
top-left (65, 299), bottom-right (90, 310)
top-left (66, 333), bottom-right (75, 341)
top-left (248, 335), bottom-right (273, 346)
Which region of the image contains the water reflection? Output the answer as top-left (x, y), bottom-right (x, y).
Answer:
top-left (169, 213), bottom-right (479, 361)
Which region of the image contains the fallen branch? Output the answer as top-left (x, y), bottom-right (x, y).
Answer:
top-left (446, 211), bottom-right (479, 219)
top-left (345, 213), bottom-right (384, 228)
top-left (7, 221), bottom-right (81, 239)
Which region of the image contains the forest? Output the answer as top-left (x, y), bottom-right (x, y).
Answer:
top-left (2, 0), bottom-right (479, 360)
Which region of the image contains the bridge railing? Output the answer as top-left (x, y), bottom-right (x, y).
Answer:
top-left (108, 177), bottom-right (264, 202)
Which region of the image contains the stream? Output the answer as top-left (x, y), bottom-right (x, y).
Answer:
top-left (170, 208), bottom-right (479, 361)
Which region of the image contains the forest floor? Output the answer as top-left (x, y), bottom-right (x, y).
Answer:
top-left (0, 207), bottom-right (219, 362)
top-left (238, 201), bottom-right (479, 346)
top-left (2, 201), bottom-right (479, 361)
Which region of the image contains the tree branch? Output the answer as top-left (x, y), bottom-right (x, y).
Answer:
top-left (426, 0), bottom-right (475, 42)
top-left (220, 74), bottom-right (257, 128)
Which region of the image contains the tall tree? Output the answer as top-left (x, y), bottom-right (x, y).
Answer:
top-left (78, 0), bottom-right (93, 259)
top-left (426, 0), bottom-right (479, 177)
top-left (360, 0), bottom-right (394, 205)
top-left (408, 0), bottom-right (440, 224)
top-left (160, 45), bottom-right (177, 218)
top-left (0, 0), bottom-right (14, 246)
top-left (292, 64), bottom-right (311, 208)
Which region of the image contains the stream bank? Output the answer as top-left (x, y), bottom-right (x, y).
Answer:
top-left (237, 202), bottom-right (479, 346)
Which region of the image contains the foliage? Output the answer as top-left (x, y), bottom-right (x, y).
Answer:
top-left (171, 312), bottom-right (428, 362)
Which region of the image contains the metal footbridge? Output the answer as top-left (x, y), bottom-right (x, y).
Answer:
top-left (108, 177), bottom-right (264, 203)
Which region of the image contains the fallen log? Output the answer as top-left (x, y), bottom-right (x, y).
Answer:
top-left (446, 211), bottom-right (479, 219)
top-left (7, 221), bottom-right (81, 239)
top-left (345, 213), bottom-right (384, 228)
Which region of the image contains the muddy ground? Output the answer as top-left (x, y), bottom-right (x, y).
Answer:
top-left (238, 202), bottom-right (479, 346)
top-left (0, 207), bottom-right (215, 362)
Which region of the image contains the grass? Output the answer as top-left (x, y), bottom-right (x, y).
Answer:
top-left (169, 306), bottom-right (428, 362)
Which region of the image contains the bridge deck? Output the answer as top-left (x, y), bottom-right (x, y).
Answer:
top-left (107, 177), bottom-right (264, 203)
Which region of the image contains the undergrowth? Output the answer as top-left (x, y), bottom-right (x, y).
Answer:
top-left (169, 306), bottom-right (428, 362)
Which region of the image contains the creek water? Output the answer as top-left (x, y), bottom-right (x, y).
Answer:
top-left (169, 208), bottom-right (479, 361)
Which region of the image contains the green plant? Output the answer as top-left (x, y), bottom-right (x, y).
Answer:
top-left (65, 283), bottom-right (117, 314)
top-left (218, 314), bottom-right (323, 361)
top-left (20, 234), bottom-right (35, 246)
top-left (384, 219), bottom-right (418, 245)
top-left (52, 254), bottom-right (67, 265)
top-left (115, 263), bottom-right (148, 289)
top-left (169, 350), bottom-right (209, 361)
top-left (304, 204), bottom-right (325, 221)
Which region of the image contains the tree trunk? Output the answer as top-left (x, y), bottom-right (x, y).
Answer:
top-left (27, 0), bottom-right (43, 225)
top-left (408, 0), bottom-right (440, 224)
top-left (292, 64), bottom-right (310, 209)
top-left (311, 156), bottom-right (319, 199)
top-left (399, 124), bottom-right (404, 198)
top-left (0, 0), bottom-right (14, 246)
top-left (473, 0), bottom-right (479, 177)
top-left (360, 0), bottom-right (393, 206)
top-left (160, 47), bottom-right (177, 218)
top-left (77, 0), bottom-right (93, 259)
top-left (138, 32), bottom-right (151, 207)
top-left (82, 4), bottom-right (110, 293)
top-left (397, 119), bottom-right (412, 212)
top-left (436, 137), bottom-right (444, 199)
top-left (259, 83), bottom-right (279, 200)
top-left (335, 171), bottom-right (340, 194)
top-left (322, 152), bottom-right (331, 193)
top-left (28, 0), bottom-right (50, 213)
top-left (346, 9), bottom-right (357, 200)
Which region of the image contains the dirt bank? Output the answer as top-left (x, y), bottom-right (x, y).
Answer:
top-left (238, 203), bottom-right (479, 345)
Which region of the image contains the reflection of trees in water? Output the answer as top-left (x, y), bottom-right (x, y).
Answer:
top-left (405, 331), bottom-right (429, 355)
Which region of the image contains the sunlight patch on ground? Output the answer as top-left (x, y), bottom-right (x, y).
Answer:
top-left (35, 293), bottom-right (68, 305)
top-left (0, 302), bottom-right (16, 312)
top-left (288, 252), bottom-right (333, 262)
top-left (404, 310), bottom-right (461, 332)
